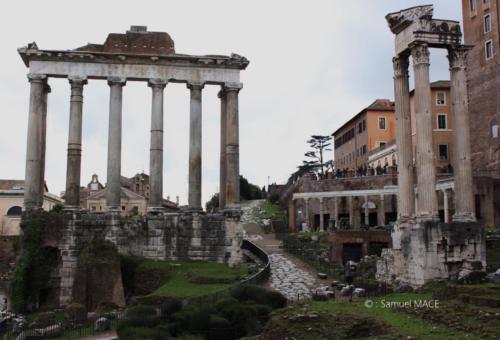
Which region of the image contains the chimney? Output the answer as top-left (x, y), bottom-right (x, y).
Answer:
top-left (128, 25), bottom-right (147, 33)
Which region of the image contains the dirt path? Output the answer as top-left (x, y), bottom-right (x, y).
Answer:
top-left (241, 201), bottom-right (328, 301)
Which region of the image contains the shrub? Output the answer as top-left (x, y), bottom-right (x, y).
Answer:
top-left (160, 297), bottom-right (183, 317)
top-left (64, 303), bottom-right (87, 327)
top-left (230, 284), bottom-right (287, 309)
top-left (95, 301), bottom-right (119, 315)
top-left (209, 316), bottom-right (233, 340)
top-left (215, 297), bottom-right (240, 312)
top-left (264, 291), bottom-right (287, 309)
top-left (118, 305), bottom-right (160, 331)
top-left (248, 303), bottom-right (272, 320)
top-left (217, 302), bottom-right (257, 338)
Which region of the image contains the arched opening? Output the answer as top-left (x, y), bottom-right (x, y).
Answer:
top-left (6, 206), bottom-right (22, 216)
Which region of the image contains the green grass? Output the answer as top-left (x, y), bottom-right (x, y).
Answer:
top-left (257, 201), bottom-right (286, 224)
top-left (311, 293), bottom-right (475, 340)
top-left (487, 248), bottom-right (500, 267)
top-left (143, 260), bottom-right (248, 298)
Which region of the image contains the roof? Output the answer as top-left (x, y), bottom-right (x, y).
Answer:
top-left (332, 99), bottom-right (395, 137)
top-left (87, 186), bottom-right (146, 201)
top-left (409, 80), bottom-right (450, 95)
top-left (0, 179), bottom-right (49, 192)
top-left (75, 26), bottom-right (176, 56)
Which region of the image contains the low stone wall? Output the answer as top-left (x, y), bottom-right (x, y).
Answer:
top-left (57, 210), bottom-right (244, 307)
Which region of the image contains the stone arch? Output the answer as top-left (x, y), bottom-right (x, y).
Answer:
top-left (6, 206), bottom-right (22, 216)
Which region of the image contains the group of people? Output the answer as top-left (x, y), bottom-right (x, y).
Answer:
top-left (332, 163), bottom-right (393, 178)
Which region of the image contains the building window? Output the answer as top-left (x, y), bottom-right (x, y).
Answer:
top-left (91, 206), bottom-right (97, 211)
top-left (485, 40), bottom-right (493, 60)
top-left (379, 141), bottom-right (387, 149)
top-left (470, 0), bottom-right (477, 13)
top-left (6, 206), bottom-right (22, 216)
top-left (484, 14), bottom-right (492, 33)
top-left (437, 114), bottom-right (448, 130)
top-left (362, 145), bottom-right (367, 154)
top-left (439, 144), bottom-right (448, 161)
top-left (436, 92), bottom-right (446, 105)
top-left (378, 117), bottom-right (386, 130)
top-left (492, 119), bottom-right (499, 138)
top-left (358, 122), bottom-right (362, 133)
top-left (362, 120), bottom-right (366, 131)
top-left (122, 206), bottom-right (126, 211)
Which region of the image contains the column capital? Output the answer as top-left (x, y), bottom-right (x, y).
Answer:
top-left (148, 78), bottom-right (167, 88)
top-left (218, 88), bottom-right (227, 99)
top-left (27, 73), bottom-right (47, 83)
top-left (392, 54), bottom-right (409, 78)
top-left (107, 77), bottom-right (126, 86)
top-left (448, 45), bottom-right (471, 70)
top-left (223, 82), bottom-right (243, 92)
top-left (187, 81), bottom-right (205, 90)
top-left (411, 42), bottom-right (430, 65)
top-left (68, 76), bottom-right (88, 87)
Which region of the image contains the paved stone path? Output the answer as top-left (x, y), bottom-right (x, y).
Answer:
top-left (241, 200), bottom-right (325, 301)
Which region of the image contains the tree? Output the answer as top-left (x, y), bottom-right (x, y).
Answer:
top-left (303, 135), bottom-right (332, 179)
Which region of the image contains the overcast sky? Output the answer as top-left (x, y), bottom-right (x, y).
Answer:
top-left (0, 0), bottom-right (462, 206)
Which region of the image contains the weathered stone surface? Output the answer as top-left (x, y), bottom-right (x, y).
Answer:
top-left (72, 240), bottom-right (125, 311)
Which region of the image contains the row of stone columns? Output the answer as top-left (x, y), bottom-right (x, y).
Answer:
top-left (299, 194), bottom-right (389, 230)
top-left (393, 42), bottom-right (475, 223)
top-left (24, 75), bottom-right (242, 213)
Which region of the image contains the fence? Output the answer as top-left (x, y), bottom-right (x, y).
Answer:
top-left (0, 314), bottom-right (122, 340)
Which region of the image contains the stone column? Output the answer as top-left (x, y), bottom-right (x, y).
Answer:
top-left (38, 82), bottom-right (50, 208)
top-left (148, 79), bottom-right (167, 211)
top-left (304, 198), bottom-right (310, 228)
top-left (448, 46), bottom-right (476, 222)
top-left (319, 197), bottom-right (325, 231)
top-left (224, 83), bottom-right (243, 209)
top-left (24, 74), bottom-right (48, 211)
top-left (333, 197), bottom-right (339, 228)
top-left (106, 78), bottom-right (126, 211)
top-left (364, 195), bottom-right (369, 226)
top-left (378, 194), bottom-right (386, 226)
top-left (218, 89), bottom-right (227, 210)
top-left (65, 77), bottom-right (87, 209)
top-left (393, 54), bottom-right (415, 221)
top-left (442, 189), bottom-right (450, 223)
top-left (187, 82), bottom-right (204, 210)
top-left (348, 196), bottom-right (354, 228)
top-left (412, 43), bottom-right (438, 221)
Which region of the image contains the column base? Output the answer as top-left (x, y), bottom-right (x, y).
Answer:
top-left (185, 206), bottom-right (204, 214)
top-left (452, 212), bottom-right (476, 223)
top-left (223, 206), bottom-right (242, 219)
top-left (397, 215), bottom-right (416, 224)
top-left (106, 206), bottom-right (122, 214)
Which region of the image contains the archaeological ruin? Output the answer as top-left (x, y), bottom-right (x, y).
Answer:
top-left (376, 5), bottom-right (486, 287)
top-left (18, 26), bottom-right (249, 306)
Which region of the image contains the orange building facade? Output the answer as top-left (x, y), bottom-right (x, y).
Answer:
top-left (333, 100), bottom-right (396, 171)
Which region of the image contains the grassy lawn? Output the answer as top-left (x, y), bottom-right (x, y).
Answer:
top-left (264, 284), bottom-right (500, 339)
top-left (310, 293), bottom-right (476, 340)
top-left (141, 259), bottom-right (248, 298)
top-left (256, 201), bottom-right (286, 229)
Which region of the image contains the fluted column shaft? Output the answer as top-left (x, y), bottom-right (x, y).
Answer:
top-left (106, 78), bottom-right (126, 211)
top-left (224, 83), bottom-right (242, 208)
top-left (24, 74), bottom-right (48, 211)
top-left (393, 54), bottom-right (415, 221)
top-left (218, 89), bottom-right (228, 210)
top-left (187, 82), bottom-right (204, 210)
top-left (412, 43), bottom-right (438, 221)
top-left (304, 198), bottom-right (310, 227)
top-left (148, 79), bottom-right (167, 210)
top-left (448, 47), bottom-right (476, 221)
top-left (65, 77), bottom-right (87, 209)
